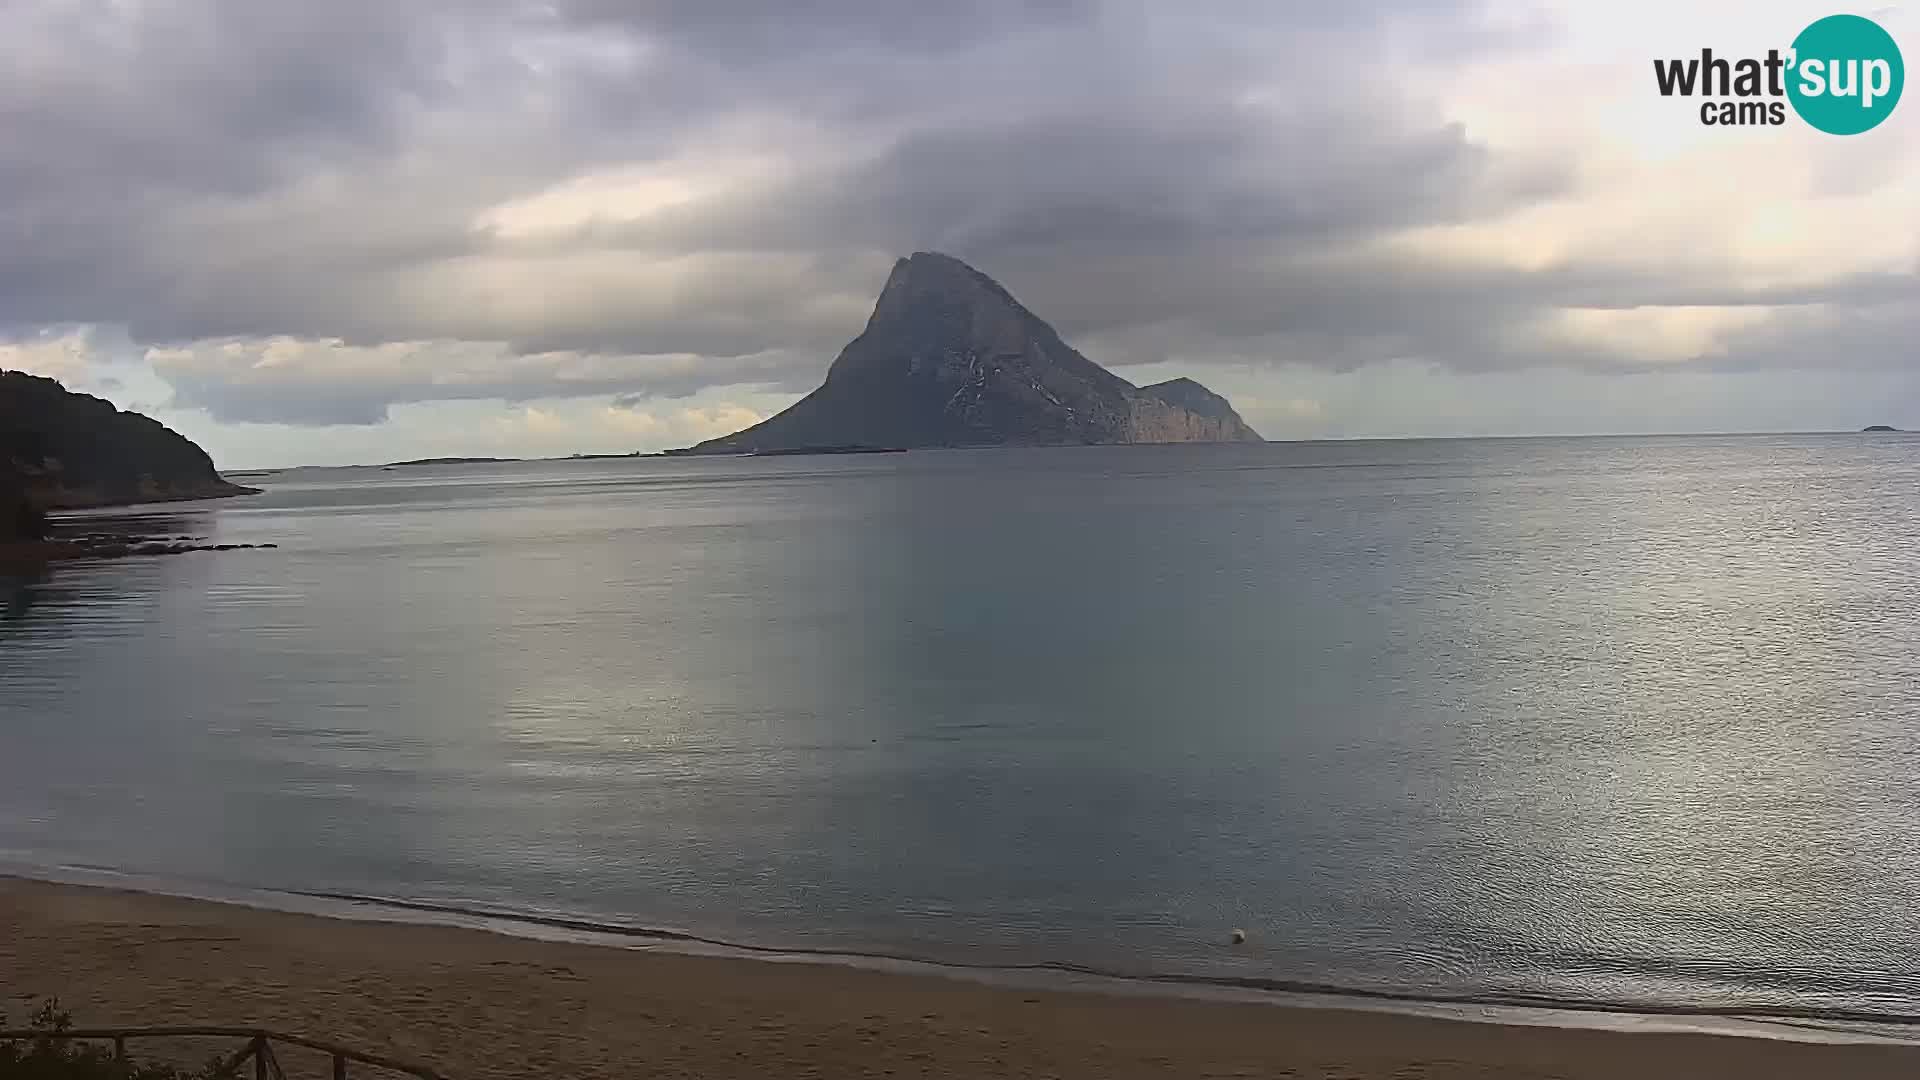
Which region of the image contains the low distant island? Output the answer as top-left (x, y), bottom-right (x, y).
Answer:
top-left (664, 444), bottom-right (906, 458)
top-left (1862, 425), bottom-right (1901, 432)
top-left (754, 445), bottom-right (907, 457)
top-left (676, 252), bottom-right (1262, 454)
top-left (382, 456), bottom-right (522, 467)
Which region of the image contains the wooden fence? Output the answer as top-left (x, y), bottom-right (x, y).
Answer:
top-left (0, 1027), bottom-right (444, 1079)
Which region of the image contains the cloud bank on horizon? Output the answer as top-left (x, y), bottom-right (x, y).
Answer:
top-left (1, 0), bottom-right (1915, 465)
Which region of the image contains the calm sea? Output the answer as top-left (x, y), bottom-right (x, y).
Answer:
top-left (5, 436), bottom-right (1920, 1023)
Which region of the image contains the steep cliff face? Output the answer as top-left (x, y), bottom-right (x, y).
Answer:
top-left (689, 252), bottom-right (1261, 452)
top-left (0, 371), bottom-right (257, 509)
top-left (1131, 377), bottom-right (1261, 443)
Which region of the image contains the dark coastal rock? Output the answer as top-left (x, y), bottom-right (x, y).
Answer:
top-left (0, 537), bottom-right (279, 564)
top-left (1, 370), bottom-right (258, 510)
top-left (0, 473), bottom-right (47, 543)
top-left (1862, 425), bottom-right (1900, 432)
top-left (684, 252), bottom-right (1262, 453)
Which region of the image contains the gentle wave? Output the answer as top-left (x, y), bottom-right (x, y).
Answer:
top-left (292, 891), bottom-right (1920, 1035)
top-left (9, 857), bottom-right (1920, 1048)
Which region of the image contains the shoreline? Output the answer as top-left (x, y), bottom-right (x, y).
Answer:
top-left (264, 889), bottom-right (1920, 1041)
top-left (7, 873), bottom-right (1920, 1078)
top-left (42, 483), bottom-right (261, 511)
top-left (13, 862), bottom-right (1920, 1043)
top-left (12, 862), bottom-right (1920, 1044)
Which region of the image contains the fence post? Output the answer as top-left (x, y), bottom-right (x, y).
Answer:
top-left (253, 1035), bottom-right (268, 1080)
top-left (334, 1051), bottom-right (348, 1080)
top-left (114, 1036), bottom-right (126, 1061)
top-left (213, 1037), bottom-right (257, 1078)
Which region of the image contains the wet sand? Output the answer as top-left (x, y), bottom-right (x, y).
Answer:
top-left (4, 877), bottom-right (1918, 1079)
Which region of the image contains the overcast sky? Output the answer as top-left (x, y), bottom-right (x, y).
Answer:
top-left (2, 0), bottom-right (1915, 467)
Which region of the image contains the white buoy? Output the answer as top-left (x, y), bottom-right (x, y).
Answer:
top-left (1230, 928), bottom-right (1247, 945)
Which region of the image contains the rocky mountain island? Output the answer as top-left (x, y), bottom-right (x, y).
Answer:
top-left (686, 252), bottom-right (1261, 453)
top-left (1, 370), bottom-right (256, 518)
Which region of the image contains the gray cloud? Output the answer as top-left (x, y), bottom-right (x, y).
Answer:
top-left (559, 0), bottom-right (1104, 56)
top-left (149, 340), bottom-right (821, 426)
top-left (0, 0), bottom-right (1912, 429)
top-left (589, 104), bottom-right (1571, 261)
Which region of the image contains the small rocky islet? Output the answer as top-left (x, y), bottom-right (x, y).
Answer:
top-left (0, 533), bottom-right (280, 562)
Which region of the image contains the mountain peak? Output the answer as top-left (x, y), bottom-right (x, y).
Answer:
top-left (689, 254), bottom-right (1262, 453)
top-left (866, 250), bottom-right (1024, 331)
top-left (894, 250), bottom-right (990, 282)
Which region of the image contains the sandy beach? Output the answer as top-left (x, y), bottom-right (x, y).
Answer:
top-left (2, 878), bottom-right (1917, 1079)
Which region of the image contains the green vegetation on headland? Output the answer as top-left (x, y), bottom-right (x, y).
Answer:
top-left (1, 372), bottom-right (256, 518)
top-left (1, 371), bottom-right (263, 552)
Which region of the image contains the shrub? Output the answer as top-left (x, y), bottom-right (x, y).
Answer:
top-left (0, 1000), bottom-right (221, 1080)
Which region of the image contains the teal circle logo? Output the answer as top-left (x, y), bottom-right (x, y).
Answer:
top-left (1788, 14), bottom-right (1904, 134)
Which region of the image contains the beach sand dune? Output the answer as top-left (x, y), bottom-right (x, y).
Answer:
top-left (4, 878), bottom-right (1917, 1079)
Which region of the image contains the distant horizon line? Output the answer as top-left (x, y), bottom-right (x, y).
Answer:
top-left (221, 426), bottom-right (1909, 474)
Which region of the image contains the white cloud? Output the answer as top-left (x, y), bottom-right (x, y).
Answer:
top-left (1508, 306), bottom-right (1781, 365)
top-left (482, 399), bottom-right (768, 456)
top-left (0, 328), bottom-right (98, 387)
top-left (144, 336), bottom-right (808, 425)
